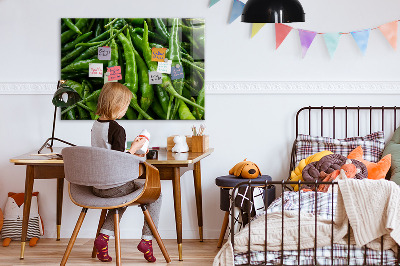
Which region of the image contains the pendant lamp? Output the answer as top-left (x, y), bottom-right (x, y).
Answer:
top-left (241, 0), bottom-right (305, 23)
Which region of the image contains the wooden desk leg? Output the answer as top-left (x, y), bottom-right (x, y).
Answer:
top-left (172, 167), bottom-right (183, 261)
top-left (56, 178), bottom-right (64, 241)
top-left (217, 211), bottom-right (230, 248)
top-left (20, 165), bottom-right (35, 259)
top-left (193, 161), bottom-right (203, 242)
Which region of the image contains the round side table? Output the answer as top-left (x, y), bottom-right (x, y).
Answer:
top-left (215, 175), bottom-right (275, 248)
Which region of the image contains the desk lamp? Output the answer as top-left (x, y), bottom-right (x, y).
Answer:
top-left (241, 0), bottom-right (305, 23)
top-left (38, 80), bottom-right (81, 154)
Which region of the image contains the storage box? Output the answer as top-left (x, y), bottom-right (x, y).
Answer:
top-left (191, 135), bottom-right (209, 153)
top-left (167, 135), bottom-right (192, 151)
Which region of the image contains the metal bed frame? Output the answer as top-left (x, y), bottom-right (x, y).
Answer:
top-left (230, 106), bottom-right (400, 266)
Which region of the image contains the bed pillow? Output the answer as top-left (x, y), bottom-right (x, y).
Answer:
top-left (382, 126), bottom-right (400, 184)
top-left (294, 131), bottom-right (385, 167)
top-left (348, 146), bottom-right (391, 180)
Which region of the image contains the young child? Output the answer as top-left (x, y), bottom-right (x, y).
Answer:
top-left (91, 82), bottom-right (162, 263)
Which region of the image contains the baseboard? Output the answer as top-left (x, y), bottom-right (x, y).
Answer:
top-left (1, 81), bottom-right (400, 95)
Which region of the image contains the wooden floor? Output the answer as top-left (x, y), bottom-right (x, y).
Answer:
top-left (0, 239), bottom-right (221, 265)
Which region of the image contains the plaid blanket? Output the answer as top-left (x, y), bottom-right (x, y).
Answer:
top-left (234, 191), bottom-right (397, 265)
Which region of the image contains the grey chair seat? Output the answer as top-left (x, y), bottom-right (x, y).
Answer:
top-left (69, 180), bottom-right (145, 208)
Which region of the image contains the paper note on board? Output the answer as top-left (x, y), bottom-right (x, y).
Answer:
top-left (151, 48), bottom-right (167, 62)
top-left (149, 71), bottom-right (162, 84)
top-left (104, 72), bottom-right (117, 83)
top-left (98, 46), bottom-right (111, 60)
top-left (107, 66), bottom-right (122, 81)
top-left (89, 63), bottom-right (103, 77)
top-left (157, 60), bottom-right (172, 74)
top-left (171, 64), bottom-right (184, 80)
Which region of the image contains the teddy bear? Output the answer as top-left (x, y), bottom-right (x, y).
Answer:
top-left (229, 159), bottom-right (261, 179)
top-left (172, 135), bottom-right (189, 153)
top-left (1, 192), bottom-right (44, 247)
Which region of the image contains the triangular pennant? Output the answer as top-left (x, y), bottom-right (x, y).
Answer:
top-left (298, 29), bottom-right (317, 58)
top-left (209, 0), bottom-right (220, 7)
top-left (251, 23), bottom-right (266, 38)
top-left (351, 29), bottom-right (370, 55)
top-left (229, 0), bottom-right (245, 24)
top-left (378, 21), bottom-right (397, 50)
top-left (323, 33), bottom-right (341, 58)
top-left (275, 23), bottom-right (293, 49)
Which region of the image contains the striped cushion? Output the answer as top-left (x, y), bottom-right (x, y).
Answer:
top-left (1, 217), bottom-right (40, 240)
top-left (295, 131), bottom-right (385, 167)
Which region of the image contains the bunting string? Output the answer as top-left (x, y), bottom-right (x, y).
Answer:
top-left (209, 0), bottom-right (400, 58)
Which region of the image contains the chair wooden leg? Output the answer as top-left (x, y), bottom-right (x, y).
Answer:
top-left (91, 209), bottom-right (108, 258)
top-left (217, 211), bottom-right (230, 248)
top-left (141, 205), bottom-right (171, 263)
top-left (114, 210), bottom-right (121, 266)
top-left (60, 208), bottom-right (88, 266)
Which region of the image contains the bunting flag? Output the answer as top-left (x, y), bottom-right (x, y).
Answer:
top-left (251, 23), bottom-right (266, 38)
top-left (229, 0), bottom-right (245, 24)
top-left (209, 0), bottom-right (220, 7)
top-left (298, 29), bottom-right (317, 58)
top-left (378, 21), bottom-right (398, 50)
top-left (351, 29), bottom-right (370, 55)
top-left (323, 33), bottom-right (341, 58)
top-left (275, 23), bottom-right (293, 49)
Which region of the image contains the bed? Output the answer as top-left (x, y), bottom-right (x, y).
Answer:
top-left (214, 106), bottom-right (400, 266)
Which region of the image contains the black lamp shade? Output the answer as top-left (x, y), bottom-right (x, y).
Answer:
top-left (52, 84), bottom-right (81, 108)
top-left (241, 0), bottom-right (305, 23)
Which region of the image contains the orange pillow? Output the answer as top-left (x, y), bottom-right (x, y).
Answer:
top-left (347, 146), bottom-right (391, 180)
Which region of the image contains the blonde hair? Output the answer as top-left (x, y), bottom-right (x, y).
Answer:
top-left (96, 83), bottom-right (133, 120)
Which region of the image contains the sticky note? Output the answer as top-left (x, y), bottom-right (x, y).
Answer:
top-left (171, 64), bottom-right (184, 80)
top-left (149, 71), bottom-right (162, 84)
top-left (151, 48), bottom-right (167, 62)
top-left (107, 66), bottom-right (122, 81)
top-left (157, 60), bottom-right (172, 74)
top-left (104, 72), bottom-right (117, 83)
top-left (89, 63), bottom-right (103, 77)
top-left (98, 46), bottom-right (111, 60)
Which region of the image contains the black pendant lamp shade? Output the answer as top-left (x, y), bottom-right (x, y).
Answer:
top-left (241, 0), bottom-right (305, 23)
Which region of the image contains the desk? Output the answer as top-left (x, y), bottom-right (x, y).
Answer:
top-left (10, 147), bottom-right (213, 261)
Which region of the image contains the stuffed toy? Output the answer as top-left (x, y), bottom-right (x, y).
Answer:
top-left (348, 146), bottom-right (391, 180)
top-left (1, 192), bottom-right (44, 247)
top-left (172, 135), bottom-right (189, 153)
top-left (317, 160), bottom-right (360, 193)
top-left (289, 150), bottom-right (333, 191)
top-left (382, 126), bottom-right (400, 184)
top-left (229, 159), bottom-right (261, 179)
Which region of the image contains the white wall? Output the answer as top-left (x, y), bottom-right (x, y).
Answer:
top-left (1, 0), bottom-right (400, 240)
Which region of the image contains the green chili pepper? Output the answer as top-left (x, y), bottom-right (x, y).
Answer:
top-left (77, 106), bottom-right (89, 119)
top-left (61, 72), bottom-right (87, 80)
top-left (73, 25), bottom-right (127, 62)
top-left (178, 101), bottom-right (196, 120)
top-left (81, 80), bottom-right (92, 98)
top-left (197, 85), bottom-right (205, 118)
top-left (62, 18), bottom-right (82, 35)
top-left (86, 101), bottom-right (98, 119)
top-left (131, 27), bottom-right (167, 44)
top-left (61, 32), bottom-right (92, 52)
top-left (108, 39), bottom-right (119, 67)
top-left (61, 58), bottom-right (103, 73)
top-left (125, 106), bottom-right (137, 120)
top-left (64, 80), bottom-right (84, 97)
top-left (182, 58), bottom-right (204, 73)
top-left (117, 44), bottom-right (125, 84)
top-left (153, 18), bottom-right (170, 41)
top-left (143, 21), bottom-right (204, 112)
top-left (61, 19), bottom-right (88, 44)
top-left (117, 31), bottom-right (153, 120)
top-left (133, 48), bottom-right (153, 119)
top-left (61, 30), bottom-right (110, 67)
top-left (151, 100), bottom-right (167, 120)
top-left (126, 18), bottom-right (145, 26)
top-left (61, 21), bottom-right (68, 32)
top-left (129, 28), bottom-right (165, 54)
top-left (154, 85), bottom-right (170, 114)
top-left (64, 108), bottom-right (76, 120)
top-left (95, 19), bottom-right (103, 37)
top-left (75, 41), bottom-right (103, 48)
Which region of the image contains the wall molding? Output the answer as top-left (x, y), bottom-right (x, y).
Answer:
top-left (1, 81), bottom-right (400, 95)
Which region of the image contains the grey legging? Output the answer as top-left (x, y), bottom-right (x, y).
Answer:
top-left (92, 180), bottom-right (162, 240)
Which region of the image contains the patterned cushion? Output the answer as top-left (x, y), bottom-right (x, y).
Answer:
top-left (294, 131), bottom-right (385, 166)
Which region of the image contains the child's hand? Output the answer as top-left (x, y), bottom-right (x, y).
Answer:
top-left (129, 137), bottom-right (147, 155)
